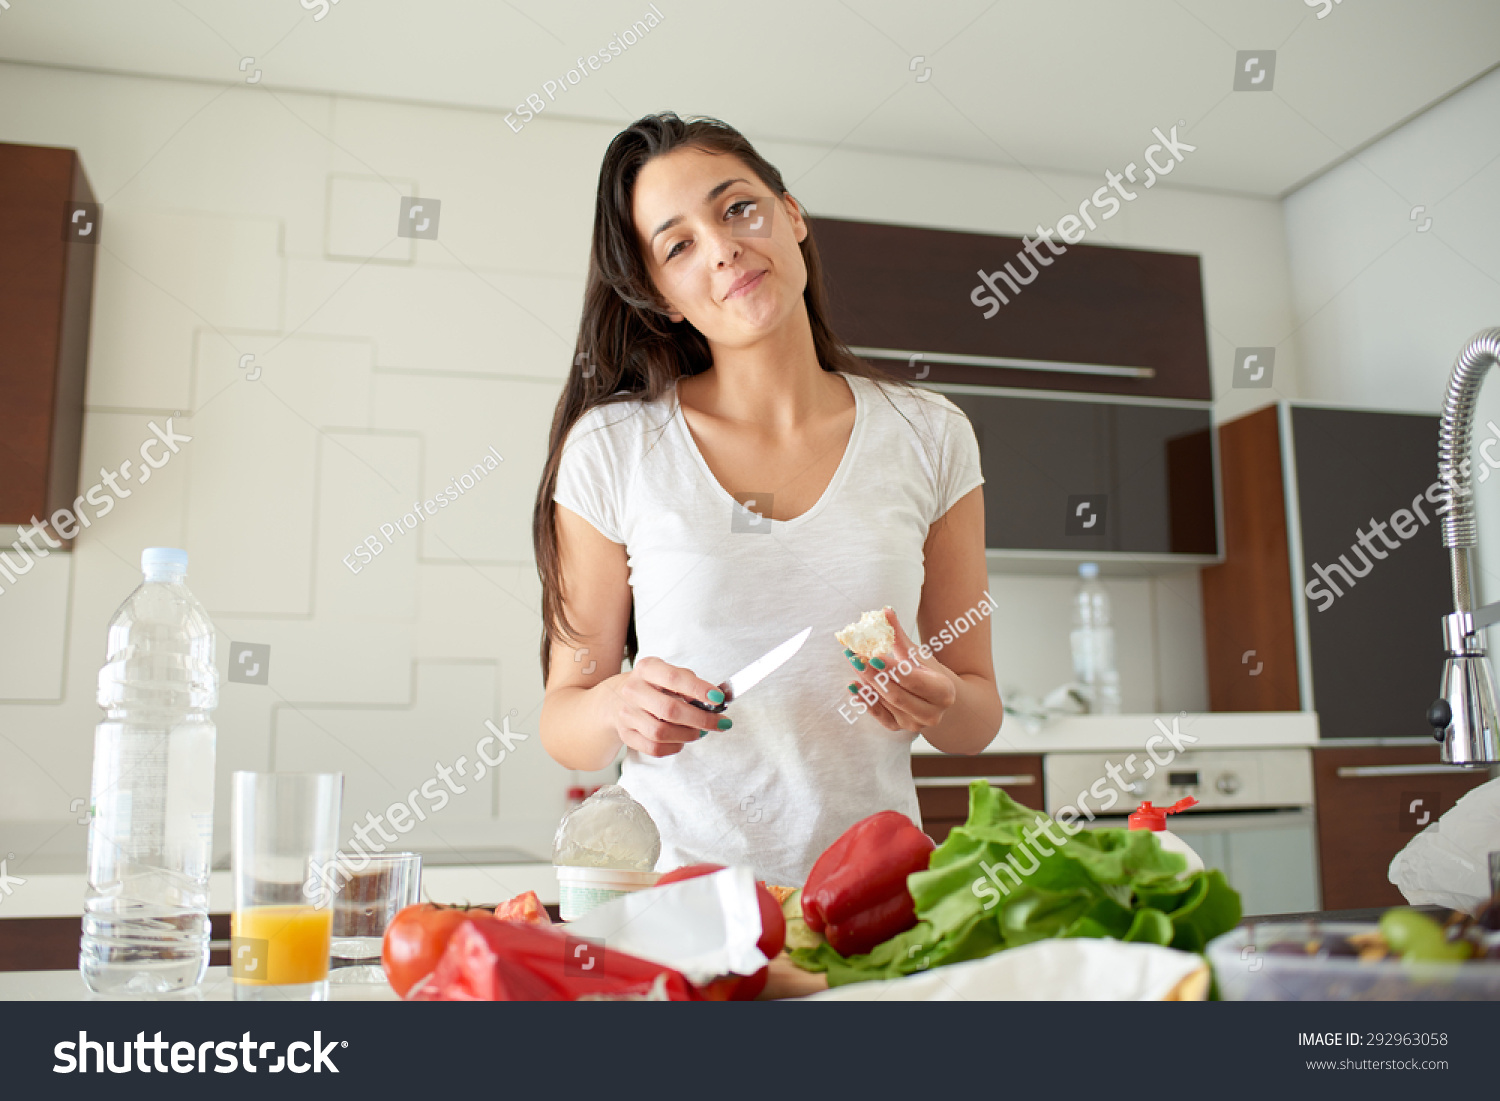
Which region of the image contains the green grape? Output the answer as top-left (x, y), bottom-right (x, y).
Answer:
top-left (1379, 908), bottom-right (1471, 962)
top-left (1406, 938), bottom-right (1471, 963)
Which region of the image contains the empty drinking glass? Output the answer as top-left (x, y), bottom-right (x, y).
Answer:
top-left (327, 852), bottom-right (422, 984)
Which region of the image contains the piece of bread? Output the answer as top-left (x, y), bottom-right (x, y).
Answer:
top-left (835, 607), bottom-right (896, 661)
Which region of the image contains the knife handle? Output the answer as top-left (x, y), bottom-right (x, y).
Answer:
top-left (664, 688), bottom-right (727, 715)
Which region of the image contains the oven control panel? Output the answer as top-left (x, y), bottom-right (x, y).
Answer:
top-left (1042, 747), bottom-right (1314, 815)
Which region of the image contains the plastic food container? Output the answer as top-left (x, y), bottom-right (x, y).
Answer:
top-left (1208, 922), bottom-right (1500, 1001)
top-left (555, 866), bottom-right (660, 922)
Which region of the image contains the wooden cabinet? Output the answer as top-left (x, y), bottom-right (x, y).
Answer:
top-left (1201, 406), bottom-right (1300, 710)
top-left (813, 216), bottom-right (1211, 400)
top-left (0, 142), bottom-right (97, 542)
top-left (1202, 403), bottom-right (1451, 731)
top-left (0, 914), bottom-right (232, 973)
top-left (1313, 745), bottom-right (1491, 910)
top-left (911, 753), bottom-right (1043, 843)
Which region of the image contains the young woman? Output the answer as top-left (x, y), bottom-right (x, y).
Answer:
top-left (533, 113), bottom-right (1004, 888)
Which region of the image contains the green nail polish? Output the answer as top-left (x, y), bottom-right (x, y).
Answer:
top-left (843, 648), bottom-right (854, 657)
top-left (870, 657), bottom-right (886, 670)
top-left (851, 658), bottom-right (866, 671)
top-left (716, 717), bottom-right (732, 731)
top-left (708, 688), bottom-right (725, 704)
top-left (848, 683), bottom-right (858, 693)
top-left (699, 730), bottom-right (708, 738)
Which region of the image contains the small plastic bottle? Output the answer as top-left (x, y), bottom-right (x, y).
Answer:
top-left (1128, 797), bottom-right (1205, 876)
top-left (1070, 562), bottom-right (1121, 714)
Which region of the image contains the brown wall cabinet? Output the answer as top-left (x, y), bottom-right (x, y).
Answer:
top-left (912, 753), bottom-right (1043, 843)
top-left (1314, 745), bottom-right (1491, 910)
top-left (1202, 403), bottom-right (1451, 734)
top-left (813, 216), bottom-right (1211, 400)
top-left (0, 142), bottom-right (97, 542)
top-left (1200, 406), bottom-right (1300, 710)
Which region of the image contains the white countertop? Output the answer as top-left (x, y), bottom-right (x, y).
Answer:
top-left (912, 711), bottom-right (1318, 754)
top-left (0, 965), bottom-right (397, 1001)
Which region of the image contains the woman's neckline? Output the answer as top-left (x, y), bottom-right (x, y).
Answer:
top-left (670, 371), bottom-right (866, 529)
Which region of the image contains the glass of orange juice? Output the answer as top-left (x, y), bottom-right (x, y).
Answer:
top-left (230, 772), bottom-right (342, 1001)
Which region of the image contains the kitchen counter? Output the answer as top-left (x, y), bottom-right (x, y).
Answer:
top-left (0, 965), bottom-right (398, 1001)
top-left (1, 863), bottom-right (559, 921)
top-left (911, 711), bottom-right (1318, 754)
top-left (3, 712), bottom-right (1319, 918)
top-left (1241, 904), bottom-right (1445, 925)
top-left (0, 907), bottom-right (1445, 1001)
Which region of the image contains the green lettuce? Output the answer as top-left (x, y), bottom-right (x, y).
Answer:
top-left (790, 781), bottom-right (1241, 985)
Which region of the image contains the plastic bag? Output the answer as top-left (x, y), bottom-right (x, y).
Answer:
top-left (552, 784), bottom-right (660, 870)
top-left (405, 918), bottom-right (700, 1001)
top-left (564, 865), bottom-right (768, 985)
top-left (1389, 776), bottom-right (1500, 913)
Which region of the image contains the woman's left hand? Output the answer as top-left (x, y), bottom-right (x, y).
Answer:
top-left (845, 608), bottom-right (959, 734)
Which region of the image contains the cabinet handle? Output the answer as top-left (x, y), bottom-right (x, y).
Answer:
top-left (914, 774), bottom-right (1035, 789)
top-left (849, 346), bottom-right (1156, 380)
top-left (1335, 764), bottom-right (1486, 778)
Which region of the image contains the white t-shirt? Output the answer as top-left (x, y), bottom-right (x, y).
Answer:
top-left (552, 370), bottom-right (985, 887)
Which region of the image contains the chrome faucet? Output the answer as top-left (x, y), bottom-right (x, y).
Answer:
top-left (1427, 328), bottom-right (1500, 765)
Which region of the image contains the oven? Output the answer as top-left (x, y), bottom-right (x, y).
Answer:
top-left (1043, 747), bottom-right (1319, 917)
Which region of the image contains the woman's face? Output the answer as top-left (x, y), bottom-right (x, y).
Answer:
top-left (631, 146), bottom-right (809, 348)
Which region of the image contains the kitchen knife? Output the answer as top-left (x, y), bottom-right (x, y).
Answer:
top-left (682, 626), bottom-right (812, 715)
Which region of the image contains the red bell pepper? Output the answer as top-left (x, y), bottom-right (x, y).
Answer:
top-left (406, 917), bottom-right (701, 1001)
top-left (802, 810), bottom-right (935, 957)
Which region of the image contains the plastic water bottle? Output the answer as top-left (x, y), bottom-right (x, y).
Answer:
top-left (80, 548), bottom-right (218, 995)
top-left (1070, 562), bottom-right (1121, 714)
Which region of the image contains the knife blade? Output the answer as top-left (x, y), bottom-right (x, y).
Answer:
top-left (686, 626), bottom-right (812, 715)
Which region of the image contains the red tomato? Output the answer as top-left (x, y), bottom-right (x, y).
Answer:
top-left (382, 903), bottom-right (493, 997)
top-left (492, 890), bottom-right (550, 925)
top-left (656, 863), bottom-right (787, 1000)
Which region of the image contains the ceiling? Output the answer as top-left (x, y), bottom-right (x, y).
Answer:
top-left (1, 0), bottom-right (1497, 198)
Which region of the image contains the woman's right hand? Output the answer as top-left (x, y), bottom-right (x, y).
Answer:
top-left (603, 656), bottom-right (730, 758)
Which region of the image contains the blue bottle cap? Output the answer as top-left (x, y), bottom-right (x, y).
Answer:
top-left (141, 547), bottom-right (189, 572)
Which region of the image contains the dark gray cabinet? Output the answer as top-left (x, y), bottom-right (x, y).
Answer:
top-left (938, 389), bottom-right (1217, 557)
top-left (1289, 406), bottom-right (1450, 739)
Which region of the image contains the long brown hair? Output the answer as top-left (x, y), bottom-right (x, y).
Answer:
top-left (533, 112), bottom-right (908, 681)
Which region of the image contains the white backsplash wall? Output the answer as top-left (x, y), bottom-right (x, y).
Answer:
top-left (0, 57), bottom-right (1280, 864)
top-left (985, 568), bottom-right (1208, 715)
top-left (1283, 65), bottom-right (1500, 608)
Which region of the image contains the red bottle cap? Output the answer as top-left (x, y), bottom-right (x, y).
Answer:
top-left (1128, 796), bottom-right (1199, 831)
